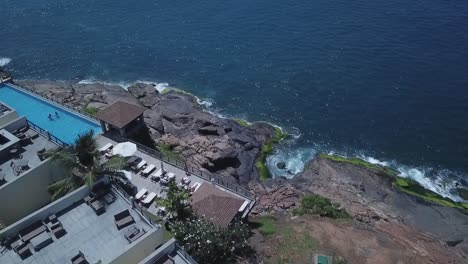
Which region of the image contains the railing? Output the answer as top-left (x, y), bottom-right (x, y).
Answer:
top-left (176, 244), bottom-right (199, 264)
top-left (126, 139), bottom-right (256, 201)
top-left (7, 83), bottom-right (99, 123)
top-left (27, 120), bottom-right (68, 147)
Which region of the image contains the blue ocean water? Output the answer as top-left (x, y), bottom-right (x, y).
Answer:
top-left (1, 0), bottom-right (468, 199)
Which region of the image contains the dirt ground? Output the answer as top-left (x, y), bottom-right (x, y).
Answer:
top-left (249, 214), bottom-right (465, 264)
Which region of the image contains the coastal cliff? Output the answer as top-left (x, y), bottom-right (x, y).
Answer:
top-left (249, 155), bottom-right (468, 263)
top-left (14, 80), bottom-right (278, 184)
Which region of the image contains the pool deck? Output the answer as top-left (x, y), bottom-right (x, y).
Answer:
top-left (95, 136), bottom-right (251, 216)
top-left (0, 129), bottom-right (57, 186)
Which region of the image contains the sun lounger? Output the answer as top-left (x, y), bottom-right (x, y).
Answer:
top-left (135, 188), bottom-right (148, 200)
top-left (190, 182), bottom-right (202, 193)
top-left (114, 210), bottom-right (135, 230)
top-left (136, 160), bottom-right (147, 170)
top-left (141, 164), bottom-right (155, 176)
top-left (142, 192), bottom-right (157, 205)
top-left (99, 143), bottom-right (113, 153)
top-left (167, 172), bottom-right (175, 180)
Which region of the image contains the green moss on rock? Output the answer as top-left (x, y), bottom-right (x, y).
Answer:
top-left (320, 154), bottom-right (468, 211)
top-left (257, 127), bottom-right (288, 181)
top-left (232, 118), bottom-right (251, 127)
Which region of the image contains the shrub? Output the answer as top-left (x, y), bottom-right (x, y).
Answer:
top-left (173, 218), bottom-right (251, 264)
top-left (293, 195), bottom-right (350, 219)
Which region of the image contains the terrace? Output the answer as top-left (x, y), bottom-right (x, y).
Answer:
top-left (95, 136), bottom-right (253, 221)
top-left (0, 123), bottom-right (57, 185)
top-left (0, 186), bottom-right (158, 264)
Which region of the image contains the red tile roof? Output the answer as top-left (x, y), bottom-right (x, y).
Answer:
top-left (191, 183), bottom-right (245, 227)
top-left (95, 101), bottom-right (146, 129)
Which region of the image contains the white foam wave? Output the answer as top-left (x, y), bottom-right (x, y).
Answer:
top-left (362, 156), bottom-right (389, 167)
top-left (197, 97), bottom-right (213, 108)
top-left (396, 166), bottom-right (461, 201)
top-left (0, 58), bottom-right (12, 67)
top-left (77, 79), bottom-right (134, 89)
top-left (267, 147), bottom-right (316, 179)
top-left (154, 82), bottom-right (169, 93)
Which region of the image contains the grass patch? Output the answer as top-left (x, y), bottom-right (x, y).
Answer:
top-left (276, 227), bottom-right (318, 263)
top-left (232, 118), bottom-right (251, 127)
top-left (251, 216), bottom-right (277, 236)
top-left (143, 211), bottom-right (174, 242)
top-left (81, 106), bottom-right (99, 116)
top-left (293, 195), bottom-right (350, 219)
top-left (257, 127), bottom-right (288, 181)
top-left (321, 154), bottom-right (468, 211)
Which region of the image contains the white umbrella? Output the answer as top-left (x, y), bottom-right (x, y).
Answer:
top-left (112, 142), bottom-right (137, 157)
top-left (119, 170), bottom-right (133, 181)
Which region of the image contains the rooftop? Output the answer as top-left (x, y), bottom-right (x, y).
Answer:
top-left (191, 183), bottom-right (246, 227)
top-left (0, 127), bottom-right (56, 185)
top-left (0, 189), bottom-right (155, 264)
top-left (96, 101), bottom-right (146, 129)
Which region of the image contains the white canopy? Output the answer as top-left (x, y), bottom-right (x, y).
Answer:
top-left (119, 170), bottom-right (133, 181)
top-left (112, 142), bottom-right (137, 157)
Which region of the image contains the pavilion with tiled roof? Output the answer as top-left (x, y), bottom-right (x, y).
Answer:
top-left (95, 101), bottom-right (146, 138)
top-left (191, 182), bottom-right (248, 227)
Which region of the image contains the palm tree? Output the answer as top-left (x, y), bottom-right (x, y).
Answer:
top-left (47, 130), bottom-right (125, 200)
top-left (159, 178), bottom-right (192, 221)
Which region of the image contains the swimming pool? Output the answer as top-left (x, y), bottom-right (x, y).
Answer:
top-left (0, 84), bottom-right (102, 144)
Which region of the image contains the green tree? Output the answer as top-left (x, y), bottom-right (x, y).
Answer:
top-left (158, 178), bottom-right (192, 221)
top-left (172, 217), bottom-right (251, 264)
top-left (47, 131), bottom-right (125, 200)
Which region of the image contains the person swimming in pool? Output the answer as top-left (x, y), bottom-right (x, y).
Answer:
top-left (48, 114), bottom-right (53, 120)
top-left (55, 111), bottom-right (59, 117)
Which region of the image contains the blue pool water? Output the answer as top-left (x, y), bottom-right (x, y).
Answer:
top-left (0, 85), bottom-right (102, 144)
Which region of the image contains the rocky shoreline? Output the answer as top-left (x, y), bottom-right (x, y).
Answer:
top-left (4, 76), bottom-right (468, 262)
top-left (13, 79), bottom-right (279, 184)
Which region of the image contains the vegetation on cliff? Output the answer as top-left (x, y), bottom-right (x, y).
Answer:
top-left (81, 106), bottom-right (99, 116)
top-left (293, 194), bottom-right (351, 219)
top-left (320, 154), bottom-right (468, 210)
top-left (232, 118), bottom-right (251, 127)
top-left (257, 127), bottom-right (288, 181)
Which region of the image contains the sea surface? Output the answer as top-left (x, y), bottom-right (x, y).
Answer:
top-left (1, 0), bottom-right (468, 200)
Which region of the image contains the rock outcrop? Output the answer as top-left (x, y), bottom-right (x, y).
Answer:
top-left (15, 80), bottom-right (277, 184)
top-left (250, 156), bottom-right (468, 263)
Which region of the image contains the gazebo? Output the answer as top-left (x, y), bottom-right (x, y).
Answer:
top-left (95, 101), bottom-right (146, 139)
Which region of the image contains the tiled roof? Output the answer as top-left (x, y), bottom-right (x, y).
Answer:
top-left (95, 101), bottom-right (146, 129)
top-left (191, 183), bottom-right (245, 227)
